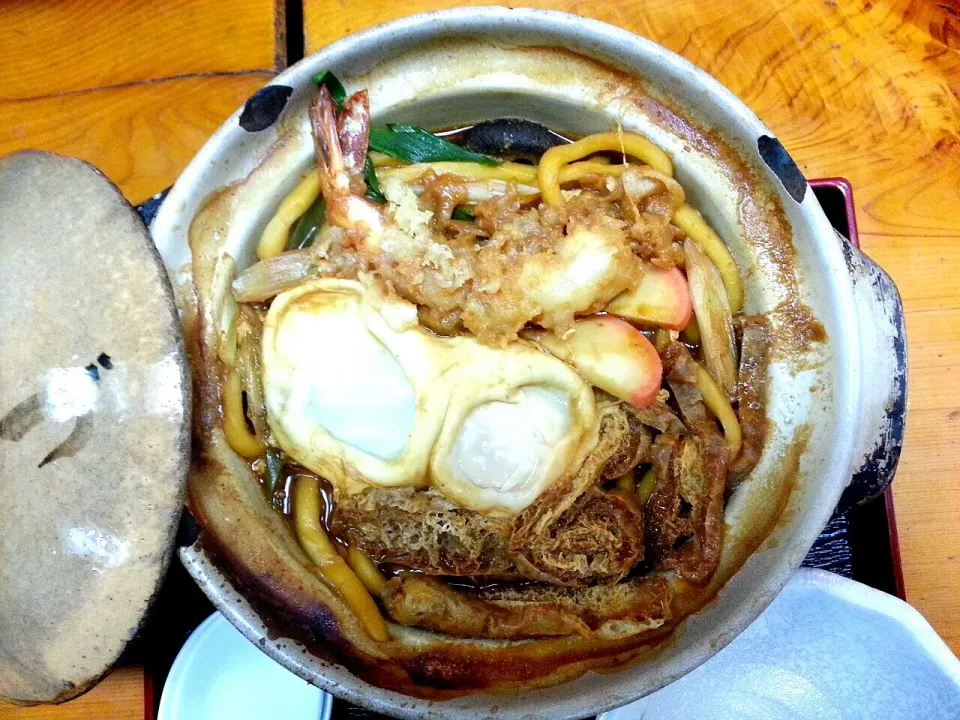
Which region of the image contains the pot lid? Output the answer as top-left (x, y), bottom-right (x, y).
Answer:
top-left (0, 151), bottom-right (190, 705)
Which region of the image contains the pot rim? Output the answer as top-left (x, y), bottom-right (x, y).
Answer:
top-left (155, 7), bottom-right (865, 718)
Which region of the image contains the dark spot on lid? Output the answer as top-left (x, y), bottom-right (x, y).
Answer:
top-left (0, 392), bottom-right (42, 441)
top-left (757, 135), bottom-right (807, 203)
top-left (239, 85), bottom-right (294, 132)
top-left (39, 413), bottom-right (93, 468)
top-left (97, 352), bottom-right (113, 369)
top-left (85, 364), bottom-right (100, 381)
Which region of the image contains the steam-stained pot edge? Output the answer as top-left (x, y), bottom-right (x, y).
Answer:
top-left (836, 239), bottom-right (907, 514)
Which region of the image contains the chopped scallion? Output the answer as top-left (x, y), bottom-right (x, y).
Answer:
top-left (312, 70), bottom-right (347, 113)
top-left (286, 195), bottom-right (326, 251)
top-left (369, 124), bottom-right (499, 166)
top-left (363, 156), bottom-right (387, 203)
top-left (264, 449), bottom-right (283, 497)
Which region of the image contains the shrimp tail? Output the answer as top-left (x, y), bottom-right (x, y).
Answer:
top-left (309, 86), bottom-right (350, 196)
top-left (310, 86), bottom-right (382, 234)
top-left (338, 90), bottom-right (371, 194)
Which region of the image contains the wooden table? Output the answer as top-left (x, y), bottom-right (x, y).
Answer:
top-left (1, 0), bottom-right (957, 715)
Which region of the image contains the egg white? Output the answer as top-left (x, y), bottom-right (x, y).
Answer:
top-left (261, 278), bottom-right (597, 516)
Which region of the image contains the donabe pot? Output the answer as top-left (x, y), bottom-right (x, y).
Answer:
top-left (151, 8), bottom-right (906, 719)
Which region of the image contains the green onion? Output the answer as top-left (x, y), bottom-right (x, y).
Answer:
top-left (264, 449), bottom-right (284, 497)
top-left (312, 70), bottom-right (347, 113)
top-left (363, 156), bottom-right (387, 204)
top-left (369, 124), bottom-right (499, 166)
top-left (286, 195), bottom-right (326, 251)
top-left (451, 206), bottom-right (476, 222)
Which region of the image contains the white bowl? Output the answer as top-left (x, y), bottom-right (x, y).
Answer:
top-left (601, 569), bottom-right (960, 720)
top-left (158, 612), bottom-right (332, 720)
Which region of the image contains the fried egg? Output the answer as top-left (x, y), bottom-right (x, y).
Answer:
top-left (261, 279), bottom-right (597, 516)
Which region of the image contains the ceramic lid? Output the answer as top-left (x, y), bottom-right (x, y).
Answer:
top-left (0, 151), bottom-right (190, 705)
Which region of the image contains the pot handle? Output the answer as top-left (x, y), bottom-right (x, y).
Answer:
top-left (835, 237), bottom-right (907, 514)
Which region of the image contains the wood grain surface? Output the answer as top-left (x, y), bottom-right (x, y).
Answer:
top-left (0, 0), bottom-right (280, 204)
top-left (305, 0), bottom-right (960, 653)
top-left (0, 0), bottom-right (279, 98)
top-left (0, 669), bottom-right (144, 720)
top-left (0, 1), bottom-right (957, 716)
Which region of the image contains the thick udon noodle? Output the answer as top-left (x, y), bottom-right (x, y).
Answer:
top-left (220, 106), bottom-right (755, 641)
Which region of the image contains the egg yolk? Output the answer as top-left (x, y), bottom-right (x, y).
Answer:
top-left (276, 299), bottom-right (416, 461)
top-left (447, 385), bottom-right (572, 493)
